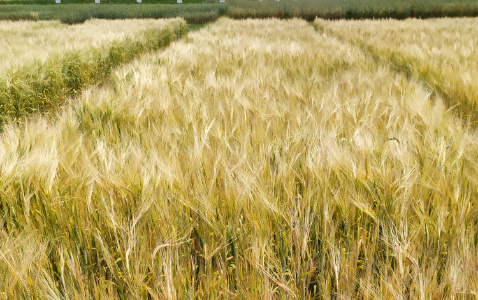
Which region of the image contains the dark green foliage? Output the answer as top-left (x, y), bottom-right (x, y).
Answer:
top-left (1, 0), bottom-right (206, 4)
top-left (0, 0), bottom-right (477, 25)
top-left (0, 4), bottom-right (225, 24)
top-left (226, 0), bottom-right (478, 21)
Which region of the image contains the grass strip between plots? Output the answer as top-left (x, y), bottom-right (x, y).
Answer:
top-left (0, 18), bottom-right (187, 128)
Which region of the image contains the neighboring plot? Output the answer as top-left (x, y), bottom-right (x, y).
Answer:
top-left (0, 18), bottom-right (186, 124)
top-left (228, 0), bottom-right (478, 20)
top-left (0, 4), bottom-right (223, 24)
top-left (315, 18), bottom-right (478, 122)
top-left (0, 19), bottom-right (181, 70)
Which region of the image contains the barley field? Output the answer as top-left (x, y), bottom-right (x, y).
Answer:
top-left (1, 17), bottom-right (478, 299)
top-left (0, 19), bottom-right (183, 70)
top-left (315, 17), bottom-right (478, 124)
top-left (0, 18), bottom-right (186, 124)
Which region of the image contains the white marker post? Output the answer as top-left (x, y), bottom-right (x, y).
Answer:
top-left (177, 0), bottom-right (182, 3)
top-left (137, 0), bottom-right (142, 3)
top-left (95, 0), bottom-right (100, 3)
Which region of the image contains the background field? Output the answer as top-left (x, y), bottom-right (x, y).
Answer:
top-left (1, 17), bottom-right (478, 298)
top-left (0, 0), bottom-right (477, 23)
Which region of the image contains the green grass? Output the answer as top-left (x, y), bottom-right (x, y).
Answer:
top-left (187, 23), bottom-right (207, 31)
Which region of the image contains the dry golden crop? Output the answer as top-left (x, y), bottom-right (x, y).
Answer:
top-left (315, 17), bottom-right (478, 123)
top-left (0, 18), bottom-right (186, 124)
top-left (0, 19), bottom-right (184, 70)
top-left (0, 17), bottom-right (478, 299)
